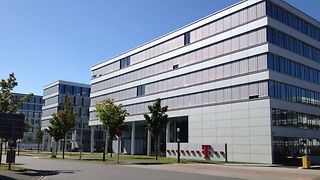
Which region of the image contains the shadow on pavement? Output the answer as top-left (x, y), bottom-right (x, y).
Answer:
top-left (15, 169), bottom-right (82, 177)
top-left (81, 158), bottom-right (101, 161)
top-left (132, 162), bottom-right (168, 165)
top-left (13, 163), bottom-right (25, 166)
top-left (0, 174), bottom-right (16, 180)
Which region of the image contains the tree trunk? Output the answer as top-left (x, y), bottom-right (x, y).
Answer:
top-left (103, 138), bottom-right (106, 161)
top-left (155, 138), bottom-right (158, 160)
top-left (62, 136), bottom-right (66, 159)
top-left (0, 139), bottom-right (2, 166)
top-left (37, 143), bottom-right (40, 154)
top-left (110, 140), bottom-right (113, 158)
top-left (117, 137), bottom-right (120, 164)
top-left (51, 140), bottom-right (57, 158)
top-left (158, 136), bottom-right (161, 159)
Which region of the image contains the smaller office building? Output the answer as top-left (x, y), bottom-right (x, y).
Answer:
top-left (15, 93), bottom-right (43, 150)
top-left (41, 81), bottom-right (92, 152)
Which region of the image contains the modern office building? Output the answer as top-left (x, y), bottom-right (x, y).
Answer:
top-left (15, 93), bottom-right (43, 150)
top-left (41, 81), bottom-right (92, 152)
top-left (89, 0), bottom-right (320, 164)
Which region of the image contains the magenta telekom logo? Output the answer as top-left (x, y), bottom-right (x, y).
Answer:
top-left (201, 145), bottom-right (211, 159)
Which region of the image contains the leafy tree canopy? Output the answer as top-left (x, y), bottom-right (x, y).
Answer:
top-left (143, 98), bottom-right (168, 159)
top-left (144, 98), bottom-right (168, 139)
top-left (24, 121), bottom-right (31, 132)
top-left (46, 98), bottom-right (76, 142)
top-left (96, 98), bottom-right (128, 140)
top-left (0, 73), bottom-right (33, 113)
top-left (35, 126), bottom-right (44, 143)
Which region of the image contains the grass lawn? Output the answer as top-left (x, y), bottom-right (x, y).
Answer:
top-left (19, 150), bottom-right (230, 165)
top-left (0, 164), bottom-right (25, 171)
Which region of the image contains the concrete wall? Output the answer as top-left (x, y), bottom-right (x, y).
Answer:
top-left (111, 99), bottom-right (273, 163)
top-left (168, 99), bottom-right (273, 163)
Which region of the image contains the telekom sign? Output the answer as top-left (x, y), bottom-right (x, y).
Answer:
top-left (202, 145), bottom-right (211, 159)
top-left (116, 130), bottom-right (123, 137)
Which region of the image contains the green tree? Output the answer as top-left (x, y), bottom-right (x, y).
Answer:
top-left (46, 98), bottom-right (76, 159)
top-left (35, 127), bottom-right (44, 153)
top-left (24, 121), bottom-right (31, 132)
top-left (143, 98), bottom-right (168, 160)
top-left (95, 98), bottom-right (128, 161)
top-left (0, 73), bottom-right (32, 113)
top-left (0, 73), bottom-right (32, 166)
top-left (0, 73), bottom-right (33, 138)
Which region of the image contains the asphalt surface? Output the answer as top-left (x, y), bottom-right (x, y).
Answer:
top-left (1, 155), bottom-right (319, 180)
top-left (9, 156), bottom-right (241, 180)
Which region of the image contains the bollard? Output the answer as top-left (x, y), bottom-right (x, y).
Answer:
top-left (302, 156), bottom-right (310, 169)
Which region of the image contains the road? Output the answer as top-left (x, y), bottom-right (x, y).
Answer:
top-left (5, 156), bottom-right (320, 180)
top-left (12, 156), bottom-right (240, 180)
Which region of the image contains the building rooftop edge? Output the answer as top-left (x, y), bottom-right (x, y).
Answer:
top-left (43, 80), bottom-right (90, 90)
top-left (91, 0), bottom-right (320, 71)
top-left (13, 92), bottom-right (43, 97)
top-left (90, 0), bottom-right (250, 70)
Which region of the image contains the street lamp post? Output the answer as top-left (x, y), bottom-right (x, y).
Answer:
top-left (17, 139), bottom-right (21, 155)
top-left (177, 127), bottom-right (180, 163)
top-left (0, 138), bottom-right (2, 166)
top-left (79, 118), bottom-right (83, 160)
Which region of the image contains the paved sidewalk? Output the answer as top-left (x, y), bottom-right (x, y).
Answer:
top-left (128, 163), bottom-right (320, 180)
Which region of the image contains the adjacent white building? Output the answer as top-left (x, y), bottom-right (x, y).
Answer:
top-left (89, 0), bottom-right (320, 164)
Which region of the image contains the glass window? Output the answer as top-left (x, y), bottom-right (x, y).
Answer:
top-left (59, 85), bottom-right (65, 94)
top-left (278, 31), bottom-right (284, 47)
top-left (290, 61), bottom-right (296, 77)
top-left (75, 87), bottom-right (82, 96)
top-left (277, 7), bottom-right (283, 23)
top-left (305, 68), bottom-right (310, 81)
top-left (267, 2), bottom-right (320, 42)
top-left (266, 1), bottom-right (272, 17)
top-left (272, 3), bottom-right (277, 19)
top-left (283, 10), bottom-right (288, 25)
top-left (267, 28), bottom-right (273, 43)
top-left (288, 13), bottom-right (293, 27)
top-left (82, 88), bottom-right (90, 96)
top-left (184, 32), bottom-right (190, 45)
top-left (291, 86), bottom-right (297, 102)
top-left (280, 83), bottom-right (286, 100)
top-left (268, 81), bottom-right (275, 98)
top-left (279, 57), bottom-right (285, 73)
top-left (137, 85), bottom-right (145, 97)
top-left (300, 66), bottom-right (305, 80)
top-left (65, 85), bottom-right (73, 95)
top-left (274, 55), bottom-right (280, 72)
top-left (120, 57), bottom-right (130, 69)
top-left (268, 53), bottom-right (274, 70)
top-left (272, 108), bottom-right (320, 130)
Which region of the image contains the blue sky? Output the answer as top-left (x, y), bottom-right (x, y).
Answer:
top-left (0, 0), bottom-right (319, 95)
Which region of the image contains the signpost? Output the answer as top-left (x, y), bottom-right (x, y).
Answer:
top-left (177, 128), bottom-right (180, 163)
top-left (116, 130), bottom-right (123, 164)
